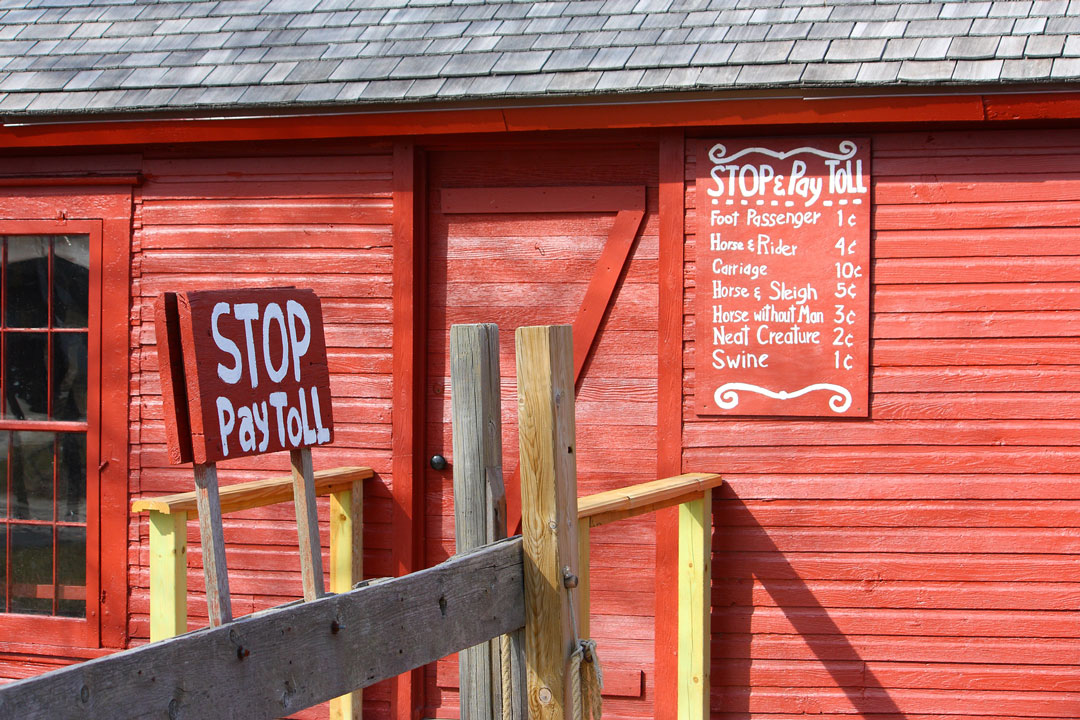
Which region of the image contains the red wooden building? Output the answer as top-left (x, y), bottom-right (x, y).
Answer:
top-left (2, 0), bottom-right (1080, 717)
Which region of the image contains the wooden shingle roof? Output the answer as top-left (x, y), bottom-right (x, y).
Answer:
top-left (2, 0), bottom-right (1079, 120)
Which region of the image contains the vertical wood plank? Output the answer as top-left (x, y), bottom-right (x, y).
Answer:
top-left (192, 463), bottom-right (232, 626)
top-left (329, 485), bottom-right (362, 595)
top-left (450, 323), bottom-right (507, 720)
top-left (516, 325), bottom-right (579, 720)
top-left (329, 484), bottom-right (363, 720)
top-left (391, 140), bottom-right (426, 720)
top-left (148, 510), bottom-right (187, 642)
top-left (677, 490), bottom-right (711, 720)
top-left (657, 130), bottom-right (687, 719)
top-left (291, 448), bottom-right (326, 601)
top-left (577, 518), bottom-right (590, 641)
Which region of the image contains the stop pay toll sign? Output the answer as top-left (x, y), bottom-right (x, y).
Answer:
top-left (155, 287), bottom-right (334, 465)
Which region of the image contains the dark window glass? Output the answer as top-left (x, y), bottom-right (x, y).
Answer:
top-left (0, 432), bottom-right (6, 519)
top-left (11, 524), bottom-right (51, 615)
top-left (11, 432), bottom-right (54, 522)
top-left (56, 433), bottom-right (85, 523)
top-left (5, 237), bottom-right (49, 329)
top-left (5, 332), bottom-right (48, 421)
top-left (52, 236), bottom-right (89, 329)
top-left (0, 526), bottom-right (5, 613)
top-left (56, 526), bottom-right (85, 618)
top-left (1, 233), bottom-right (89, 621)
top-left (52, 333), bottom-right (87, 422)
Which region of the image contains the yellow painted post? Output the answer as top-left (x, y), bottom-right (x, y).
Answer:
top-left (329, 481), bottom-right (363, 720)
top-left (148, 510), bottom-right (187, 642)
top-left (677, 489), bottom-right (711, 720)
top-left (577, 517), bottom-right (590, 640)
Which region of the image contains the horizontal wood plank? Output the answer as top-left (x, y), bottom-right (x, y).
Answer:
top-left (441, 186), bottom-right (644, 214)
top-left (131, 466), bottom-right (373, 515)
top-left (577, 473), bottom-right (723, 527)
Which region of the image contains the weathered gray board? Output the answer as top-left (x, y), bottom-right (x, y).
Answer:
top-left (450, 323), bottom-right (525, 720)
top-left (0, 538), bottom-right (524, 720)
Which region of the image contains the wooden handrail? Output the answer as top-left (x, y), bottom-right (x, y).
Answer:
top-left (131, 466), bottom-right (373, 516)
top-left (577, 472), bottom-right (722, 527)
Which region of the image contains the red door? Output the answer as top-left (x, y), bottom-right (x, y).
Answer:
top-left (422, 141), bottom-right (661, 718)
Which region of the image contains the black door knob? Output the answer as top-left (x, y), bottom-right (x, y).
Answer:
top-left (430, 454), bottom-right (448, 471)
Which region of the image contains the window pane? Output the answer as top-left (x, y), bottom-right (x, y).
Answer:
top-left (52, 333), bottom-right (87, 422)
top-left (5, 236), bottom-right (50, 329)
top-left (56, 433), bottom-right (86, 523)
top-left (11, 431), bottom-right (54, 522)
top-left (0, 432), bottom-right (7, 519)
top-left (52, 236), bottom-right (89, 329)
top-left (0, 524), bottom-right (5, 611)
top-left (5, 332), bottom-right (48, 421)
top-left (11, 524), bottom-right (51, 615)
top-left (56, 526), bottom-right (85, 618)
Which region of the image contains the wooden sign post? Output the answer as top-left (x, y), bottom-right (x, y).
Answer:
top-left (155, 288), bottom-right (335, 623)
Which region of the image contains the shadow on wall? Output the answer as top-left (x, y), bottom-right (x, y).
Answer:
top-left (713, 489), bottom-right (906, 717)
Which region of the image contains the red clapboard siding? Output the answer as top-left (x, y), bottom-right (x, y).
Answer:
top-left (127, 149), bottom-right (397, 720)
top-left (687, 129), bottom-right (1080, 716)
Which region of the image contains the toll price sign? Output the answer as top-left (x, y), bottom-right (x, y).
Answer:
top-left (694, 137), bottom-right (870, 417)
top-left (156, 287), bottom-right (335, 464)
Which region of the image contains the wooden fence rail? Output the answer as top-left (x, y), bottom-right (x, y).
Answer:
top-left (0, 537), bottom-right (524, 720)
top-left (130, 465), bottom-right (371, 719)
top-left (4, 325), bottom-right (720, 720)
top-left (576, 471), bottom-right (722, 720)
top-left (130, 465), bottom-right (371, 640)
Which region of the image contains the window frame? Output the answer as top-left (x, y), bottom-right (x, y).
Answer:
top-left (0, 219), bottom-right (101, 647)
top-left (0, 186), bottom-right (130, 653)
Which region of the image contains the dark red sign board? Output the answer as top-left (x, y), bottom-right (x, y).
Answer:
top-left (694, 137), bottom-right (871, 417)
top-left (155, 287), bottom-right (334, 464)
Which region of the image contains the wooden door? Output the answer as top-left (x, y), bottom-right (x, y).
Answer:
top-left (423, 142), bottom-right (660, 719)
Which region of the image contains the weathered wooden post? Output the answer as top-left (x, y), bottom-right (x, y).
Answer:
top-left (516, 325), bottom-right (580, 720)
top-left (450, 323), bottom-right (527, 720)
top-left (450, 323), bottom-right (509, 720)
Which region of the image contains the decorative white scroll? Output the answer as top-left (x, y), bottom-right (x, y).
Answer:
top-left (706, 140), bottom-right (858, 200)
top-left (708, 140), bottom-right (857, 167)
top-left (713, 382), bottom-right (853, 413)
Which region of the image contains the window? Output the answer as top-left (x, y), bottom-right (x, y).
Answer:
top-left (0, 214), bottom-right (118, 650)
top-left (3, 233), bottom-right (92, 624)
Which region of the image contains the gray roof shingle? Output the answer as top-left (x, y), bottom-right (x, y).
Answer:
top-left (1, 0), bottom-right (1079, 119)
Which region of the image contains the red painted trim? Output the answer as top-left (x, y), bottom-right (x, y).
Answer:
top-left (656, 130), bottom-right (685, 720)
top-left (0, 176), bottom-right (142, 187)
top-left (391, 142), bottom-right (426, 720)
top-left (0, 192), bottom-right (131, 650)
top-left (570, 205), bottom-right (645, 382)
top-left (5, 91), bottom-right (1080, 150)
top-left (441, 185), bottom-right (644, 214)
top-left (97, 199), bottom-right (132, 650)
